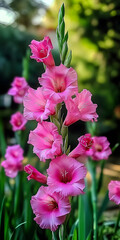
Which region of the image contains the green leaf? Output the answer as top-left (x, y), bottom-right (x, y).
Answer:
top-left (97, 160), bottom-right (105, 193)
top-left (4, 209), bottom-right (9, 240)
top-left (114, 210), bottom-right (120, 234)
top-left (64, 134), bottom-right (68, 153)
top-left (61, 41), bottom-right (68, 63)
top-left (84, 185), bottom-right (93, 237)
top-left (61, 3), bottom-right (65, 18)
top-left (52, 231), bottom-right (57, 240)
top-left (59, 225), bottom-right (64, 240)
top-left (112, 143), bottom-right (119, 152)
top-left (58, 3), bottom-right (65, 27)
top-left (60, 20), bottom-right (65, 39)
top-left (0, 196), bottom-right (5, 230)
top-left (56, 27), bottom-right (60, 40)
top-left (86, 231), bottom-right (92, 240)
top-left (72, 228), bottom-right (77, 240)
top-left (78, 195), bottom-right (85, 240)
top-left (64, 50), bottom-right (72, 67)
top-left (10, 221), bottom-right (26, 240)
top-left (52, 117), bottom-right (61, 133)
top-left (68, 219), bottom-right (79, 240)
top-left (56, 28), bottom-right (62, 53)
top-left (61, 125), bottom-right (68, 140)
top-left (63, 32), bottom-right (68, 43)
top-left (65, 145), bottom-right (71, 155)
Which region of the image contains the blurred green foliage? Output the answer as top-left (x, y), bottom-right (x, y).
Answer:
top-left (0, 24), bottom-right (45, 94)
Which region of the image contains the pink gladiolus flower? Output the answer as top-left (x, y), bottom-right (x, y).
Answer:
top-left (28, 121), bottom-right (63, 162)
top-left (10, 112), bottom-right (27, 131)
top-left (1, 145), bottom-right (24, 178)
top-left (108, 181), bottom-right (120, 205)
top-left (64, 89), bottom-right (98, 126)
top-left (24, 164), bottom-right (47, 184)
top-left (69, 134), bottom-right (93, 159)
top-left (23, 87), bottom-right (56, 122)
top-left (8, 77), bottom-right (28, 104)
top-left (29, 37), bottom-right (55, 66)
top-left (31, 186), bottom-right (71, 231)
top-left (91, 136), bottom-right (112, 161)
top-left (47, 154), bottom-right (87, 197)
top-left (38, 64), bottom-right (78, 104)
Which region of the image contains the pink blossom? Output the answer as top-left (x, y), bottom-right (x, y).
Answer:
top-left (1, 145), bottom-right (24, 178)
top-left (64, 89), bottom-right (98, 126)
top-left (23, 87), bottom-right (56, 122)
top-left (108, 181), bottom-right (120, 205)
top-left (28, 121), bottom-right (63, 162)
top-left (29, 37), bottom-right (55, 66)
top-left (47, 154), bottom-right (87, 197)
top-left (24, 164), bottom-right (47, 184)
top-left (91, 136), bottom-right (112, 161)
top-left (69, 134), bottom-right (93, 159)
top-left (38, 64), bottom-right (78, 104)
top-left (10, 112), bottom-right (27, 131)
top-left (31, 186), bottom-right (71, 231)
top-left (8, 77), bottom-right (28, 104)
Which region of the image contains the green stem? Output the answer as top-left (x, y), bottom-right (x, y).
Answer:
top-left (14, 172), bottom-right (23, 219)
top-left (88, 161), bottom-right (97, 240)
top-left (91, 166), bottom-right (97, 240)
top-left (78, 195), bottom-right (85, 240)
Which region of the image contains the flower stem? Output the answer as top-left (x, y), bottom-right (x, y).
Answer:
top-left (78, 195), bottom-right (85, 240)
top-left (87, 160), bottom-right (97, 240)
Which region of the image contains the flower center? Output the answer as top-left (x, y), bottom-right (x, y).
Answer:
top-left (60, 170), bottom-right (72, 183)
top-left (44, 134), bottom-right (54, 146)
top-left (39, 49), bottom-right (47, 58)
top-left (78, 103), bottom-right (88, 112)
top-left (16, 120), bottom-right (22, 126)
top-left (52, 75), bottom-right (66, 93)
top-left (95, 144), bottom-right (102, 152)
top-left (45, 196), bottom-right (58, 211)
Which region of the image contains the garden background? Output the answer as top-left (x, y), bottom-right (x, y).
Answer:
top-left (0, 0), bottom-right (120, 239)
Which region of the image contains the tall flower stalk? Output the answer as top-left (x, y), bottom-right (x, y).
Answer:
top-left (1, 3), bottom-right (115, 240)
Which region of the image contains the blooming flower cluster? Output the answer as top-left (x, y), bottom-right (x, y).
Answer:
top-left (22, 36), bottom-right (112, 231)
top-left (0, 5), bottom-right (117, 237)
top-left (1, 74), bottom-right (28, 177)
top-left (1, 145), bottom-right (24, 178)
